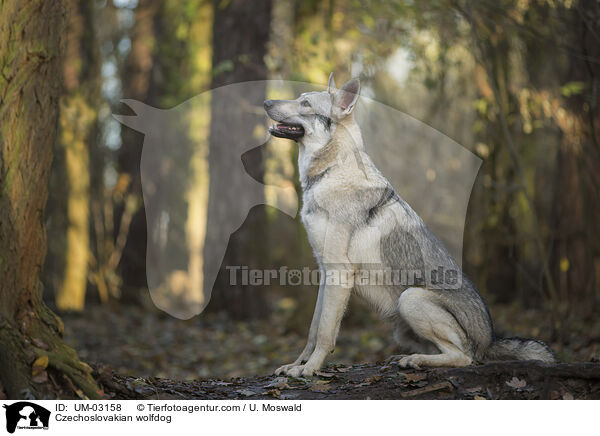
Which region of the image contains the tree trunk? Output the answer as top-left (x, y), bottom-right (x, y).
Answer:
top-left (205, 0), bottom-right (273, 319)
top-left (117, 0), bottom-right (160, 300)
top-left (549, 0), bottom-right (599, 322)
top-left (0, 0), bottom-right (100, 399)
top-left (49, 0), bottom-right (100, 311)
top-left (99, 361), bottom-right (600, 400)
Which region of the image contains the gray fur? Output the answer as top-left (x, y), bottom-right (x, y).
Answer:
top-left (485, 337), bottom-right (555, 362)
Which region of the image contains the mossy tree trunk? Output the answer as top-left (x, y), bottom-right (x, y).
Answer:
top-left (0, 0), bottom-right (101, 399)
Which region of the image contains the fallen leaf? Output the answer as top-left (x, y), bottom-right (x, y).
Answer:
top-left (32, 371), bottom-right (48, 384)
top-left (562, 392), bottom-right (574, 400)
top-left (505, 377), bottom-right (526, 389)
top-left (263, 389), bottom-right (281, 398)
top-left (465, 386), bottom-right (483, 393)
top-left (309, 383), bottom-right (331, 392)
top-left (403, 373), bottom-right (427, 383)
top-left (31, 356), bottom-right (49, 383)
top-left (236, 389), bottom-right (256, 397)
top-left (550, 390), bottom-right (561, 400)
top-left (355, 374), bottom-right (382, 388)
top-left (315, 371), bottom-right (335, 378)
top-left (473, 395), bottom-right (487, 400)
top-left (365, 375), bottom-right (382, 384)
top-left (335, 366), bottom-right (351, 373)
top-left (79, 362), bottom-right (94, 374)
top-left (400, 381), bottom-right (453, 398)
top-left (32, 355), bottom-right (49, 373)
top-left (265, 377), bottom-right (291, 390)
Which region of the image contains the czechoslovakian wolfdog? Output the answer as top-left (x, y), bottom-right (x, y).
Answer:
top-left (264, 73), bottom-right (554, 377)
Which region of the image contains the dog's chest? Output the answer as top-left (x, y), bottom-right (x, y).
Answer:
top-left (300, 170), bottom-right (363, 258)
top-left (300, 184), bottom-right (331, 258)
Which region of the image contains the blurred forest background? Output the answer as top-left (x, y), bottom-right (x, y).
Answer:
top-left (2, 0), bottom-right (599, 387)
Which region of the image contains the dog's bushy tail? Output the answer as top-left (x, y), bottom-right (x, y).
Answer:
top-left (483, 337), bottom-right (555, 363)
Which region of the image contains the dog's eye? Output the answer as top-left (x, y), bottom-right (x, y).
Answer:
top-left (301, 100), bottom-right (311, 107)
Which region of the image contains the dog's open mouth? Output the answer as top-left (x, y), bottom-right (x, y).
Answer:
top-left (269, 123), bottom-right (305, 140)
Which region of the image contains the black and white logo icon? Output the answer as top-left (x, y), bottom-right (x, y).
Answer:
top-left (2, 402), bottom-right (50, 433)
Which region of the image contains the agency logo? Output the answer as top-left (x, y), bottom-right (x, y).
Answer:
top-left (2, 402), bottom-right (50, 433)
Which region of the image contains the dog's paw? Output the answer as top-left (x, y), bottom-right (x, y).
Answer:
top-left (275, 363), bottom-right (297, 376)
top-left (300, 365), bottom-right (318, 377)
top-left (397, 354), bottom-right (423, 370)
top-left (275, 363), bottom-right (305, 377)
top-left (275, 363), bottom-right (319, 377)
top-left (286, 365), bottom-right (306, 378)
top-left (385, 354), bottom-right (409, 364)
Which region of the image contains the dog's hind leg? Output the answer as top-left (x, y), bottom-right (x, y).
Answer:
top-left (394, 287), bottom-right (473, 368)
top-left (391, 316), bottom-right (439, 355)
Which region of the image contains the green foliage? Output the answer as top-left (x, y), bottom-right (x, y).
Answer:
top-left (560, 81), bottom-right (586, 97)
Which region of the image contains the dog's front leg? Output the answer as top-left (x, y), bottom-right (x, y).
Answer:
top-left (280, 222), bottom-right (353, 377)
top-left (292, 278), bottom-right (352, 377)
top-left (275, 278), bottom-right (325, 375)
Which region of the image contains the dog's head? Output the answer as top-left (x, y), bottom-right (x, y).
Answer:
top-left (264, 73), bottom-right (360, 146)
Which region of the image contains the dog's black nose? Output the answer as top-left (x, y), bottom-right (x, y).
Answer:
top-left (264, 100), bottom-right (274, 110)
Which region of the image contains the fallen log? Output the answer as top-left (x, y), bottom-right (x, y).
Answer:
top-left (94, 360), bottom-right (600, 400)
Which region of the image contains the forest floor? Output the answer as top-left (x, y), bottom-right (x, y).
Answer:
top-left (94, 361), bottom-right (600, 400)
top-left (60, 301), bottom-right (600, 400)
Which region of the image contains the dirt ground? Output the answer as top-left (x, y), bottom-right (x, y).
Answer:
top-left (59, 302), bottom-right (600, 399)
top-left (60, 302), bottom-right (600, 381)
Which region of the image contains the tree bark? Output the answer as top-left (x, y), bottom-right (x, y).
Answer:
top-left (98, 361), bottom-right (600, 400)
top-left (205, 0), bottom-right (273, 319)
top-left (0, 0), bottom-right (100, 399)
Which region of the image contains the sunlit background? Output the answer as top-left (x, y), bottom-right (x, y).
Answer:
top-left (43, 0), bottom-right (600, 379)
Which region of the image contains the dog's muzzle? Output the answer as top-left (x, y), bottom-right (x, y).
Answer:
top-left (264, 100), bottom-right (305, 140)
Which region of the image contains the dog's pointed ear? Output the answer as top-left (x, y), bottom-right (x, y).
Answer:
top-left (333, 78), bottom-right (360, 117)
top-left (327, 72), bottom-right (337, 94)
